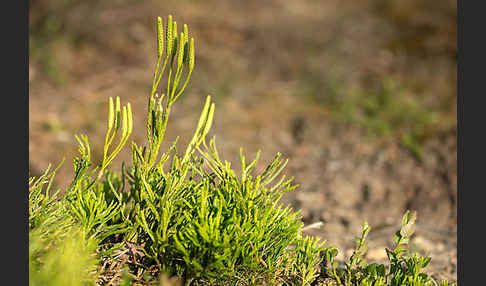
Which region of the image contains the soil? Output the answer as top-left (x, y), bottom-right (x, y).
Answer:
top-left (29, 0), bottom-right (457, 283)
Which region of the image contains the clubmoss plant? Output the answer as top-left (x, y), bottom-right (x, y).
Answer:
top-left (29, 166), bottom-right (99, 286)
top-left (29, 15), bottom-right (457, 286)
top-left (320, 211), bottom-right (457, 286)
top-left (111, 15), bottom-right (328, 284)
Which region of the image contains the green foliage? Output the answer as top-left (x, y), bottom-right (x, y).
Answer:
top-left (30, 227), bottom-right (99, 286)
top-left (28, 15), bottom-right (455, 286)
top-left (29, 166), bottom-right (99, 286)
top-left (300, 74), bottom-right (439, 159)
top-left (109, 16), bottom-right (328, 283)
top-left (64, 95), bottom-right (133, 243)
top-left (338, 79), bottom-right (439, 159)
top-left (321, 211), bottom-right (457, 286)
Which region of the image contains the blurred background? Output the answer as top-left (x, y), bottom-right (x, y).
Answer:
top-left (29, 0), bottom-right (457, 281)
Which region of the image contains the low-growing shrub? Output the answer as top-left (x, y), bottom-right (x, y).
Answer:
top-left (29, 15), bottom-right (456, 286)
top-left (321, 211), bottom-right (457, 286)
top-left (29, 165), bottom-right (99, 286)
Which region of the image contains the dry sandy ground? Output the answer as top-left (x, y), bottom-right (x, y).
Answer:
top-left (29, 0), bottom-right (457, 282)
